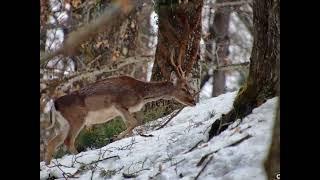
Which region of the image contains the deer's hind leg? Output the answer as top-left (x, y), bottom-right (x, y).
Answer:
top-left (64, 121), bottom-right (85, 154)
top-left (45, 114), bottom-right (70, 165)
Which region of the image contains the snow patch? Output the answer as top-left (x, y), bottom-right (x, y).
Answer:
top-left (40, 92), bottom-right (278, 180)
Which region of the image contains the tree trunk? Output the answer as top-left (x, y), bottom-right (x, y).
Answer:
top-left (212, 71), bottom-right (225, 97)
top-left (264, 100), bottom-right (280, 180)
top-left (143, 1), bottom-right (203, 122)
top-left (211, 0), bottom-right (231, 97)
top-left (131, 4), bottom-right (153, 81)
top-left (208, 0), bottom-right (279, 138)
top-left (40, 0), bottom-right (49, 52)
top-left (265, 29), bottom-right (280, 178)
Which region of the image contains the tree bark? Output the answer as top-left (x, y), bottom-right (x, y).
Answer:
top-left (211, 0), bottom-right (231, 97)
top-left (264, 100), bottom-right (280, 180)
top-left (40, 0), bottom-right (49, 51)
top-left (131, 4), bottom-right (153, 81)
top-left (265, 25), bottom-right (280, 178)
top-left (208, 0), bottom-right (279, 138)
top-left (143, 0), bottom-right (203, 121)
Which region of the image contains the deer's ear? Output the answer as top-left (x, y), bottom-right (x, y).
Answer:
top-left (170, 71), bottom-right (178, 86)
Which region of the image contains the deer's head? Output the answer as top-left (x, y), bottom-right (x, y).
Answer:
top-left (170, 74), bottom-right (196, 106)
top-left (169, 50), bottom-right (197, 107)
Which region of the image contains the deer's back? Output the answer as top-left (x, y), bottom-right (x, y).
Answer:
top-left (56, 76), bottom-right (145, 112)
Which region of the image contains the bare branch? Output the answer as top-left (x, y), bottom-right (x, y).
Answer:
top-left (184, 139), bottom-right (204, 154)
top-left (213, 61), bottom-right (250, 71)
top-left (87, 155), bottom-right (120, 165)
top-left (195, 155), bottom-right (213, 180)
top-left (205, 0), bottom-right (252, 8)
top-left (40, 0), bottom-right (140, 66)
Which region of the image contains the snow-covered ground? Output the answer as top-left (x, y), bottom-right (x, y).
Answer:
top-left (40, 92), bottom-right (278, 180)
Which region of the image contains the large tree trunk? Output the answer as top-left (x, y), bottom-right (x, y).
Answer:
top-left (143, 1), bottom-right (203, 121)
top-left (208, 0), bottom-right (279, 138)
top-left (265, 23), bottom-right (280, 177)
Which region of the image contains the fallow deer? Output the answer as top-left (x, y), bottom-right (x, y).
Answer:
top-left (44, 56), bottom-right (197, 165)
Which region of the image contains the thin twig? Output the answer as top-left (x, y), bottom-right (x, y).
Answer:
top-left (122, 168), bottom-right (151, 178)
top-left (197, 134), bottom-right (253, 166)
top-left (172, 159), bottom-right (186, 167)
top-left (88, 155), bottom-right (120, 165)
top-left (228, 134), bottom-right (252, 147)
top-left (51, 161), bottom-right (71, 180)
top-left (184, 140), bottom-right (204, 154)
top-left (195, 156), bottom-right (213, 180)
top-left (116, 138), bottom-right (137, 150)
top-left (229, 125), bottom-right (252, 136)
top-left (156, 108), bottom-right (184, 130)
top-left (87, 54), bottom-right (102, 68)
top-left (74, 153), bottom-right (119, 166)
top-left (138, 133), bottom-right (154, 137)
top-left (102, 147), bottom-right (114, 159)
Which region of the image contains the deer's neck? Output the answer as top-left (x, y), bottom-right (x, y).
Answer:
top-left (140, 81), bottom-right (174, 103)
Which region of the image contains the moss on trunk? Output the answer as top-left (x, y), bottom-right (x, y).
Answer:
top-left (208, 0), bottom-right (279, 139)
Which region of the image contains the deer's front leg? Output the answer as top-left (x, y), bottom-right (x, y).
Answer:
top-left (115, 105), bottom-right (138, 140)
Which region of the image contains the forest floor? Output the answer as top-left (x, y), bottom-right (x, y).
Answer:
top-left (40, 91), bottom-right (278, 180)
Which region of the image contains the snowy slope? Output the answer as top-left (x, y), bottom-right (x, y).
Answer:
top-left (40, 92), bottom-right (278, 180)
